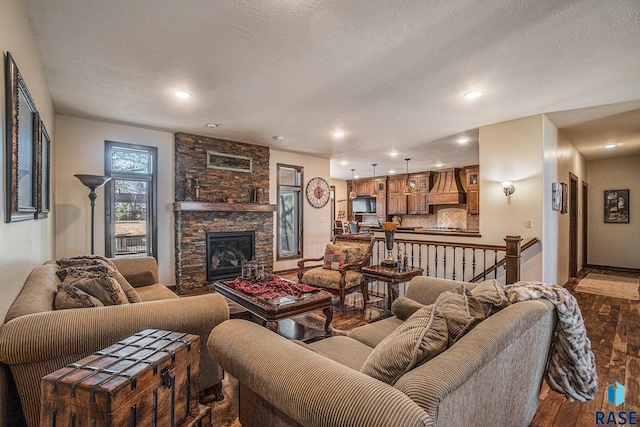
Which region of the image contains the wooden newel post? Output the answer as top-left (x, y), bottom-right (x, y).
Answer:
top-left (505, 235), bottom-right (522, 285)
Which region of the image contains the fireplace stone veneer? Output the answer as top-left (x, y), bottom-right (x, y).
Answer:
top-left (174, 133), bottom-right (274, 294)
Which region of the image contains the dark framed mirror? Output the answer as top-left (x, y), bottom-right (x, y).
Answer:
top-left (5, 52), bottom-right (38, 222)
top-left (36, 119), bottom-right (51, 218)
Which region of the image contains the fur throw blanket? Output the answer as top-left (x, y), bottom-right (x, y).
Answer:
top-left (504, 281), bottom-right (598, 402)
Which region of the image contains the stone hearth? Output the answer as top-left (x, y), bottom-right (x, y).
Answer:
top-left (174, 133), bottom-right (274, 293)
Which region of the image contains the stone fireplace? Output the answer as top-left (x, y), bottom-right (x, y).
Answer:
top-left (173, 133), bottom-right (275, 293)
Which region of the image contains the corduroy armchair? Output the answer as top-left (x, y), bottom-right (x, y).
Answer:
top-left (0, 257), bottom-right (229, 427)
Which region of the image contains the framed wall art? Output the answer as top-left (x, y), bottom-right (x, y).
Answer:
top-left (604, 189), bottom-right (629, 224)
top-left (552, 182), bottom-right (561, 211)
top-left (561, 182), bottom-right (568, 214)
top-left (5, 52), bottom-right (38, 222)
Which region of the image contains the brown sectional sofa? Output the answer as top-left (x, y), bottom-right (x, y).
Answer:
top-left (208, 276), bottom-right (556, 427)
top-left (0, 256), bottom-right (229, 427)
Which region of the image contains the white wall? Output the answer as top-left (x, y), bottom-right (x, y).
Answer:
top-left (54, 115), bottom-right (176, 284)
top-left (587, 155), bottom-right (640, 269)
top-left (330, 178), bottom-right (348, 223)
top-left (270, 150), bottom-right (331, 271)
top-left (542, 115), bottom-right (587, 285)
top-left (479, 115), bottom-right (545, 282)
top-left (0, 0), bottom-right (56, 321)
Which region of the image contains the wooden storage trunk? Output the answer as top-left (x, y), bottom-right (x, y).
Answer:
top-left (41, 329), bottom-right (211, 426)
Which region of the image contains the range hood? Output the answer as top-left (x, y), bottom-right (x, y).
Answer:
top-left (428, 168), bottom-right (466, 205)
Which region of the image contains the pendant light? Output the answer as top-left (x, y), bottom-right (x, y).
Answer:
top-left (349, 169), bottom-right (357, 199)
top-left (370, 164), bottom-right (379, 197)
top-left (402, 158), bottom-right (412, 195)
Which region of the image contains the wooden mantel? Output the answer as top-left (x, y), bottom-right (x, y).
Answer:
top-left (173, 201), bottom-right (277, 212)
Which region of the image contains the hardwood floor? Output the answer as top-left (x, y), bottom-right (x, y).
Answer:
top-left (530, 268), bottom-right (640, 427)
top-left (212, 268), bottom-right (640, 426)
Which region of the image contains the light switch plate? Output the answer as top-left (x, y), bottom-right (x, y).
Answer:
top-left (525, 219), bottom-right (533, 228)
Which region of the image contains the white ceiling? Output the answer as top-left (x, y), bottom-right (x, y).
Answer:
top-left (23, 0), bottom-right (640, 179)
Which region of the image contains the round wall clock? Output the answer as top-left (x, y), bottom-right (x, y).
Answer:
top-left (306, 177), bottom-right (330, 208)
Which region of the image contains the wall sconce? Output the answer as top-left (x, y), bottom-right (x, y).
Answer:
top-left (501, 181), bottom-right (515, 197)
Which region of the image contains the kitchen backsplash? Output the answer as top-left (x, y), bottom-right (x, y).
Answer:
top-left (400, 205), bottom-right (479, 232)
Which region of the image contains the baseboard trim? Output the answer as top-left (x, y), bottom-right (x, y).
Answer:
top-left (584, 264), bottom-right (640, 275)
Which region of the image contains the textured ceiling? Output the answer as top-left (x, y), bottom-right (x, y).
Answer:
top-left (23, 0), bottom-right (640, 179)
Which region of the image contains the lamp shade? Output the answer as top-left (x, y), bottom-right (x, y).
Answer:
top-left (75, 174), bottom-right (112, 189)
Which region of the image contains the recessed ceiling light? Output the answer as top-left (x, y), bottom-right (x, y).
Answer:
top-left (174, 90), bottom-right (192, 99)
top-left (435, 162), bottom-right (444, 168)
top-left (206, 123), bottom-right (219, 128)
top-left (464, 90), bottom-right (484, 99)
top-left (390, 151), bottom-right (398, 157)
top-left (457, 137), bottom-right (470, 144)
top-left (389, 170), bottom-right (395, 174)
top-left (340, 161), bottom-right (348, 166)
top-left (604, 143), bottom-right (618, 148)
top-left (272, 136), bottom-right (284, 140)
top-left (332, 131), bottom-right (345, 138)
top-left (354, 175), bottom-right (359, 178)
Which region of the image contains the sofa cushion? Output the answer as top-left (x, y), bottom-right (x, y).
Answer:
top-left (301, 268), bottom-right (363, 290)
top-left (360, 305), bottom-right (449, 385)
top-left (347, 316), bottom-right (404, 348)
top-left (135, 284), bottom-right (180, 301)
top-left (391, 297), bottom-right (425, 321)
top-left (471, 279), bottom-right (510, 317)
top-left (303, 336), bottom-right (373, 371)
top-left (435, 285), bottom-right (485, 347)
top-left (63, 270), bottom-right (130, 306)
top-left (122, 270), bottom-right (156, 288)
top-left (323, 244), bottom-right (349, 271)
top-left (54, 282), bottom-right (105, 310)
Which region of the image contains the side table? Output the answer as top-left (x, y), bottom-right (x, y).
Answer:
top-left (361, 265), bottom-right (424, 310)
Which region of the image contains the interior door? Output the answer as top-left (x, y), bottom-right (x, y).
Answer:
top-left (569, 173), bottom-right (578, 278)
top-left (582, 181), bottom-right (588, 268)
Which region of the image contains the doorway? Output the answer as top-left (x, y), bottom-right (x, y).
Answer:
top-left (582, 181), bottom-right (588, 268)
top-left (569, 173), bottom-right (578, 278)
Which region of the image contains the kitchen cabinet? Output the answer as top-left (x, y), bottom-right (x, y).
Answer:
top-left (355, 179), bottom-right (374, 196)
top-left (386, 177), bottom-right (407, 215)
top-left (408, 173), bottom-right (434, 215)
top-left (465, 165), bottom-right (479, 214)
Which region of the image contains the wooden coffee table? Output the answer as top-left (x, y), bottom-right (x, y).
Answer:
top-left (361, 265), bottom-right (424, 310)
top-left (214, 279), bottom-right (333, 335)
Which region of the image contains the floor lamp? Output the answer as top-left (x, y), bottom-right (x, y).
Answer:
top-left (75, 174), bottom-right (112, 255)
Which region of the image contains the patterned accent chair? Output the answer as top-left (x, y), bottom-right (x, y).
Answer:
top-left (297, 234), bottom-right (375, 312)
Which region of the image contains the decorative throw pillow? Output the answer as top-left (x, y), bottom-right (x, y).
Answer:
top-left (109, 270), bottom-right (142, 303)
top-left (471, 279), bottom-right (510, 317)
top-left (391, 297), bottom-right (426, 321)
top-left (56, 255), bottom-right (116, 270)
top-left (435, 284), bottom-right (485, 347)
top-left (56, 265), bottom-right (110, 281)
top-left (55, 282), bottom-right (104, 310)
top-left (360, 304), bottom-right (449, 385)
top-left (344, 245), bottom-right (367, 265)
top-left (56, 256), bottom-right (141, 303)
top-left (323, 244), bottom-right (348, 270)
top-left (123, 270), bottom-right (156, 288)
top-left (63, 270), bottom-right (130, 306)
